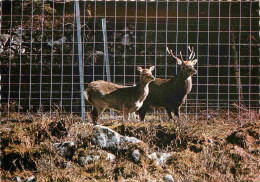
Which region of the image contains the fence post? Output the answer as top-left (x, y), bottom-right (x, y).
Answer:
top-left (0, 1), bottom-right (2, 117)
top-left (75, 1), bottom-right (85, 121)
top-left (102, 18), bottom-right (114, 117)
top-left (102, 18), bottom-right (111, 82)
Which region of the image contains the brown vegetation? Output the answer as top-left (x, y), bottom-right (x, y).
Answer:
top-left (1, 109), bottom-right (259, 181)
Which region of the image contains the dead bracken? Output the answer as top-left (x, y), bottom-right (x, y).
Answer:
top-left (1, 110), bottom-right (259, 181)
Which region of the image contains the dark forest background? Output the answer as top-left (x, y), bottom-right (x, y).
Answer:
top-left (1, 1), bottom-right (259, 115)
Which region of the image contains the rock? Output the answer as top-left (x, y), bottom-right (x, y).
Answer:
top-left (82, 155), bottom-right (100, 165)
top-left (106, 153), bottom-right (116, 163)
top-left (0, 34), bottom-right (10, 46)
top-left (92, 125), bottom-right (142, 150)
top-left (59, 160), bottom-right (71, 169)
top-left (124, 136), bottom-right (142, 144)
top-left (132, 149), bottom-right (140, 162)
top-left (25, 176), bottom-right (36, 182)
top-left (92, 125), bottom-right (121, 148)
top-left (53, 141), bottom-right (76, 159)
top-left (79, 151), bottom-right (116, 166)
top-left (147, 152), bottom-right (173, 167)
top-left (157, 153), bottom-right (172, 166)
top-left (11, 35), bottom-right (22, 45)
top-left (148, 152), bottom-right (157, 160)
top-left (14, 26), bottom-right (26, 37)
top-left (163, 174), bottom-right (174, 182)
top-left (15, 176), bottom-right (22, 182)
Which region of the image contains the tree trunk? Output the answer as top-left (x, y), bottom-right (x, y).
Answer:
top-left (231, 32), bottom-right (245, 106)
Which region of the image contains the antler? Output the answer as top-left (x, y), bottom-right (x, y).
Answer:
top-left (166, 47), bottom-right (183, 63)
top-left (188, 46), bottom-right (195, 60)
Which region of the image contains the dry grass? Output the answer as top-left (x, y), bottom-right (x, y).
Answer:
top-left (1, 109), bottom-right (259, 181)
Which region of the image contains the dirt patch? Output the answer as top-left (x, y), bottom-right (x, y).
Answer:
top-left (226, 122), bottom-right (260, 150)
top-left (49, 119), bottom-right (68, 138)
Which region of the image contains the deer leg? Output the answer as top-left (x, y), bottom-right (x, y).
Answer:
top-left (172, 107), bottom-right (180, 124)
top-left (129, 112), bottom-right (138, 123)
top-left (90, 107), bottom-right (98, 125)
top-left (138, 109), bottom-right (146, 123)
top-left (91, 106), bottom-right (105, 125)
top-left (166, 108), bottom-right (173, 120)
top-left (123, 113), bottom-right (129, 123)
top-left (122, 107), bottom-right (129, 125)
top-left (173, 106), bottom-right (183, 127)
top-left (173, 107), bottom-right (180, 118)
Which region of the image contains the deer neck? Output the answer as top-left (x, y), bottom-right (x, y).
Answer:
top-left (136, 81), bottom-right (150, 102)
top-left (173, 71), bottom-right (193, 83)
top-left (186, 76), bottom-right (193, 93)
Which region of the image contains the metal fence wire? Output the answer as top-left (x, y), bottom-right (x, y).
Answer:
top-left (1, 0), bottom-right (259, 120)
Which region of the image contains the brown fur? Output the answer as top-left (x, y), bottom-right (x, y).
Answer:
top-left (85, 66), bottom-right (155, 124)
top-left (137, 47), bottom-right (198, 121)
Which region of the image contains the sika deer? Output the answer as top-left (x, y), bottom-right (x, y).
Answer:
top-left (84, 66), bottom-right (155, 124)
top-left (137, 46), bottom-right (197, 121)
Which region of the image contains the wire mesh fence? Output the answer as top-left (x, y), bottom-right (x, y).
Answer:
top-left (1, 0), bottom-right (259, 120)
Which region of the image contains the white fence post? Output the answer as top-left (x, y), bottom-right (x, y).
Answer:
top-left (75, 1), bottom-right (85, 121)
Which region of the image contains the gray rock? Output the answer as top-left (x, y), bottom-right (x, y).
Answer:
top-left (60, 161), bottom-right (71, 169)
top-left (81, 155), bottom-right (101, 165)
top-left (15, 176), bottom-right (22, 182)
top-left (157, 153), bottom-right (172, 166)
top-left (79, 156), bottom-right (86, 165)
top-left (124, 136), bottom-right (142, 144)
top-left (92, 125), bottom-right (142, 150)
top-left (147, 152), bottom-right (157, 160)
top-left (92, 125), bottom-right (121, 148)
top-left (106, 152), bottom-right (116, 163)
top-left (53, 141), bottom-right (76, 159)
top-left (147, 152), bottom-right (173, 167)
top-left (0, 34), bottom-right (10, 46)
top-left (25, 176), bottom-right (36, 182)
top-left (132, 149), bottom-right (140, 162)
top-left (14, 26), bottom-right (26, 37)
top-left (163, 174), bottom-right (174, 182)
top-left (11, 35), bottom-right (22, 45)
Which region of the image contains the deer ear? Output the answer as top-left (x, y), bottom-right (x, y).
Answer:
top-left (192, 59), bottom-right (198, 66)
top-left (149, 66), bottom-right (155, 72)
top-left (137, 66), bottom-right (143, 72)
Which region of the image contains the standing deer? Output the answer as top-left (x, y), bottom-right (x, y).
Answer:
top-left (137, 46), bottom-right (198, 121)
top-left (84, 66), bottom-right (155, 124)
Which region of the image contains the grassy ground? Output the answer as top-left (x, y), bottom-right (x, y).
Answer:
top-left (1, 109), bottom-right (259, 181)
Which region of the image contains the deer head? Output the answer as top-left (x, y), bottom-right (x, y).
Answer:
top-left (137, 66), bottom-right (155, 83)
top-left (167, 46), bottom-right (197, 75)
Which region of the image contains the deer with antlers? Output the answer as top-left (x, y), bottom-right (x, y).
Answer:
top-left (136, 46), bottom-right (198, 121)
